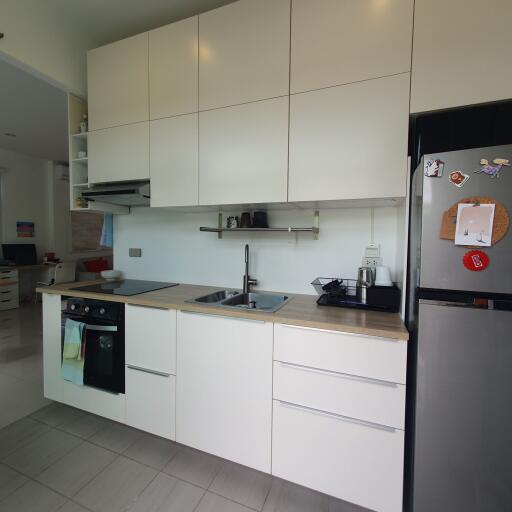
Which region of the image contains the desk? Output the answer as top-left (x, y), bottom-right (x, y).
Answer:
top-left (0, 264), bottom-right (48, 308)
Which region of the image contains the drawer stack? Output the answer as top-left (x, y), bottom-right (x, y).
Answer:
top-left (0, 269), bottom-right (19, 311)
top-left (272, 323), bottom-right (407, 512)
top-left (125, 304), bottom-right (177, 439)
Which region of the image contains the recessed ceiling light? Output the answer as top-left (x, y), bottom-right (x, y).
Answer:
top-left (4, 133), bottom-right (16, 137)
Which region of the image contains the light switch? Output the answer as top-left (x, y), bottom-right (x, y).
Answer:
top-left (129, 248), bottom-right (142, 257)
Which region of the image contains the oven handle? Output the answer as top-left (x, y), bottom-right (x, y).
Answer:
top-left (85, 324), bottom-right (118, 332)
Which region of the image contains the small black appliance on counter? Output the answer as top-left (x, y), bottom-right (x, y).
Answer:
top-left (312, 277), bottom-right (401, 313)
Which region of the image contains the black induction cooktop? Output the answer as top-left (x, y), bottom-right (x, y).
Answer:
top-left (71, 279), bottom-right (179, 296)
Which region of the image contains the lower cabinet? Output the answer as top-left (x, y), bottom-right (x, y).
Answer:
top-left (125, 366), bottom-right (176, 439)
top-left (272, 400), bottom-right (404, 512)
top-left (176, 311), bottom-right (273, 472)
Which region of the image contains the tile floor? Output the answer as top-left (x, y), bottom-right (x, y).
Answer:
top-left (0, 304), bottom-right (370, 512)
top-left (0, 304), bottom-right (50, 428)
top-left (0, 403), bottom-right (369, 512)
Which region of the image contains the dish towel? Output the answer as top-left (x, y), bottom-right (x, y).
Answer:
top-left (61, 318), bottom-right (86, 385)
top-left (100, 213), bottom-right (114, 248)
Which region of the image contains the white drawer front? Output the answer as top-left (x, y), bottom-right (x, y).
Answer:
top-left (126, 366), bottom-right (176, 440)
top-left (0, 297), bottom-right (19, 311)
top-left (273, 361), bottom-right (405, 430)
top-left (125, 304), bottom-right (176, 375)
top-left (272, 400), bottom-right (404, 512)
top-left (0, 270), bottom-right (18, 285)
top-left (274, 323), bottom-right (407, 384)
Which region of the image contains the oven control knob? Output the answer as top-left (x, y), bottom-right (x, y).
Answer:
top-left (70, 303), bottom-right (78, 311)
top-left (99, 308), bottom-right (106, 315)
top-left (84, 306), bottom-right (90, 313)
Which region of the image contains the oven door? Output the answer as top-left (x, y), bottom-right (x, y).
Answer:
top-left (61, 315), bottom-right (125, 394)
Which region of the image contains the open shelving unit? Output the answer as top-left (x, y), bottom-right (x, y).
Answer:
top-left (200, 211), bottom-right (320, 239)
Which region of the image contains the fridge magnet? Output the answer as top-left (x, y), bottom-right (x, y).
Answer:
top-left (424, 159), bottom-right (444, 177)
top-left (16, 221), bottom-right (34, 238)
top-left (475, 158), bottom-right (510, 179)
top-left (449, 170), bottom-right (470, 188)
top-left (440, 196), bottom-right (509, 246)
top-left (454, 202), bottom-right (495, 247)
top-left (463, 250), bottom-right (490, 272)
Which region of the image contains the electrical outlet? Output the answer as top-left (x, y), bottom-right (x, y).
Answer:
top-left (362, 256), bottom-right (381, 268)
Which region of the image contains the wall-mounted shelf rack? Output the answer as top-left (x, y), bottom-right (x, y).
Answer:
top-left (200, 211), bottom-right (320, 240)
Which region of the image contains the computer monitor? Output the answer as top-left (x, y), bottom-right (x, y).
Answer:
top-left (1, 244), bottom-right (37, 265)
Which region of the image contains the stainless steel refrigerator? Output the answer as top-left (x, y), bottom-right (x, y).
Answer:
top-left (408, 144), bottom-right (512, 512)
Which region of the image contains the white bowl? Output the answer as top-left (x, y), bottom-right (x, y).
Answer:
top-left (101, 270), bottom-right (122, 281)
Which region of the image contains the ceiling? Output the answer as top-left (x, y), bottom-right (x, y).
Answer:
top-left (0, 57), bottom-right (68, 162)
top-left (52, 0), bottom-right (238, 45)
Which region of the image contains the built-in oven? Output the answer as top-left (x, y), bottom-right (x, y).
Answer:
top-left (61, 297), bottom-right (125, 394)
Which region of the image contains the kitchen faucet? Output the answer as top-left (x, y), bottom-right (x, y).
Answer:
top-left (243, 244), bottom-right (258, 294)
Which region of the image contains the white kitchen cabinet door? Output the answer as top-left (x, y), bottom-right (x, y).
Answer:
top-left (411, 0), bottom-right (512, 113)
top-left (126, 366), bottom-right (176, 439)
top-left (149, 17), bottom-right (198, 119)
top-left (150, 114), bottom-right (198, 207)
top-left (87, 33), bottom-right (149, 130)
top-left (290, 0), bottom-right (413, 94)
top-left (199, 0), bottom-right (290, 110)
top-left (125, 304), bottom-right (176, 375)
top-left (272, 400), bottom-right (404, 512)
top-left (42, 293), bottom-right (63, 402)
top-left (289, 73), bottom-right (409, 202)
top-left (176, 311), bottom-right (273, 472)
top-left (199, 97), bottom-right (288, 205)
top-left (89, 122), bottom-right (149, 184)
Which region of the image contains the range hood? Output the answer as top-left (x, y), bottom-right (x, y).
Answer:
top-left (81, 181), bottom-right (150, 206)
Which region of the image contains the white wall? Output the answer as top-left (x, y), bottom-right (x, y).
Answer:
top-left (0, 148), bottom-right (52, 257)
top-left (0, 0), bottom-right (101, 96)
top-left (114, 206), bottom-right (401, 295)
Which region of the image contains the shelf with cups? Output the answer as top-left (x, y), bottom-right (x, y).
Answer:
top-left (199, 211), bottom-right (320, 240)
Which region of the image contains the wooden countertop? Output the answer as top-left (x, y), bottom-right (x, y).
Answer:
top-left (37, 281), bottom-right (409, 341)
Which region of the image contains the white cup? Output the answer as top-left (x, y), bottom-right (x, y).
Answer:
top-left (375, 266), bottom-right (392, 286)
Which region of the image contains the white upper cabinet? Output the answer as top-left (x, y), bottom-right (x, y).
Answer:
top-left (150, 114), bottom-right (199, 207)
top-left (289, 73), bottom-right (410, 202)
top-left (199, 97), bottom-right (289, 205)
top-left (198, 0), bottom-right (290, 110)
top-left (411, 0), bottom-right (512, 113)
top-left (290, 0), bottom-right (413, 94)
top-left (87, 33), bottom-right (149, 131)
top-left (89, 122), bottom-right (149, 184)
top-left (149, 17), bottom-right (199, 119)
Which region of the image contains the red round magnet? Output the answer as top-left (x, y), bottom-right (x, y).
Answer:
top-left (463, 250), bottom-right (489, 272)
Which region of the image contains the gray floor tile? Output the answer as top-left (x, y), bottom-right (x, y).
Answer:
top-left (262, 479), bottom-right (369, 512)
top-left (0, 480), bottom-right (66, 512)
top-left (0, 417), bottom-right (49, 459)
top-left (127, 472), bottom-right (205, 512)
top-left (2, 428), bottom-right (82, 477)
top-left (32, 403), bottom-right (82, 427)
top-left (196, 492), bottom-right (254, 512)
top-left (74, 455), bottom-right (157, 512)
top-left (56, 411), bottom-right (109, 440)
top-left (210, 461), bottom-right (272, 510)
top-left (57, 502), bottom-right (90, 512)
top-left (123, 433), bottom-right (181, 470)
top-left (163, 447), bottom-right (222, 489)
top-left (89, 421), bottom-right (142, 453)
top-left (36, 441), bottom-right (117, 497)
top-left (0, 463), bottom-right (27, 501)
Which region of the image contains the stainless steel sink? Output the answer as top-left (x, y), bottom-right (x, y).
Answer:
top-left (187, 290), bottom-right (291, 313)
top-left (191, 290), bottom-right (240, 303)
top-left (221, 292), bottom-right (290, 312)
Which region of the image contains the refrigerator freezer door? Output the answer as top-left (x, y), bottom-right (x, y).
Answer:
top-left (419, 145), bottom-right (512, 294)
top-left (413, 302), bottom-right (512, 512)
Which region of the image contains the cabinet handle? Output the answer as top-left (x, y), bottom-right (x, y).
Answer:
top-left (279, 323), bottom-right (399, 342)
top-left (180, 309), bottom-right (265, 324)
top-left (127, 364), bottom-right (171, 377)
top-left (277, 400), bottom-right (398, 433)
top-left (276, 361), bottom-right (398, 387)
top-left (127, 303), bottom-right (170, 311)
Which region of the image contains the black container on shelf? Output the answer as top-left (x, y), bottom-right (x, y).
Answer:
top-left (366, 284), bottom-right (401, 313)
